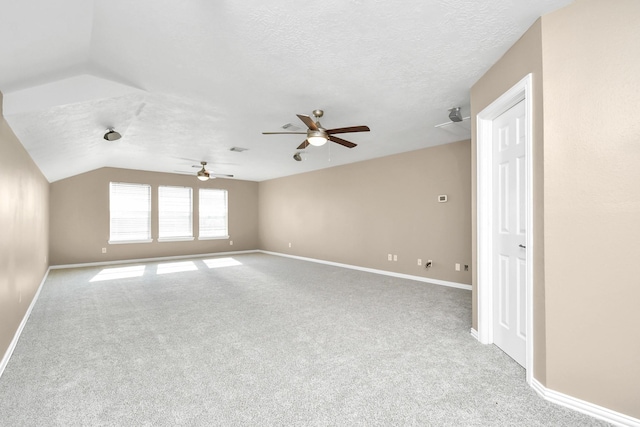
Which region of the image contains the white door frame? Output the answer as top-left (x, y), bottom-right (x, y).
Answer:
top-left (476, 73), bottom-right (534, 384)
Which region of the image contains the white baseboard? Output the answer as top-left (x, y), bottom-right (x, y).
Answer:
top-left (0, 267), bottom-right (50, 379)
top-left (531, 379), bottom-right (639, 426)
top-left (260, 250), bottom-right (471, 291)
top-left (51, 250), bottom-right (471, 291)
top-left (50, 250), bottom-right (260, 270)
top-left (473, 330), bottom-right (637, 424)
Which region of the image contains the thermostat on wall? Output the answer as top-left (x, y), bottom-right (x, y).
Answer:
top-left (438, 195), bottom-right (448, 203)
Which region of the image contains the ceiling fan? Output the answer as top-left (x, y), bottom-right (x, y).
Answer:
top-left (196, 161), bottom-right (234, 181)
top-left (178, 161), bottom-right (233, 181)
top-left (262, 109), bottom-right (370, 150)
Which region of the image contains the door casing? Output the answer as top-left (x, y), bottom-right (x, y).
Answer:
top-left (476, 73), bottom-right (534, 384)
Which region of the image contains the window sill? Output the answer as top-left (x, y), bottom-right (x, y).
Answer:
top-left (108, 239), bottom-right (153, 245)
top-left (198, 236), bottom-right (230, 241)
top-left (158, 237), bottom-right (195, 243)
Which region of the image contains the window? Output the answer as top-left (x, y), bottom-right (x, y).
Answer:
top-left (109, 182), bottom-right (152, 243)
top-left (158, 186), bottom-right (193, 241)
top-left (199, 189), bottom-right (228, 239)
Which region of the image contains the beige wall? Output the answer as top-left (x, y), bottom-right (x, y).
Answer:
top-left (259, 140), bottom-right (472, 285)
top-left (470, 18), bottom-right (547, 382)
top-left (0, 92), bottom-right (50, 360)
top-left (50, 167), bottom-right (259, 265)
top-left (472, 0), bottom-right (640, 418)
top-left (540, 0), bottom-right (640, 417)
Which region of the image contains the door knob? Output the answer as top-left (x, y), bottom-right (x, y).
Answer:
top-left (519, 244), bottom-right (526, 249)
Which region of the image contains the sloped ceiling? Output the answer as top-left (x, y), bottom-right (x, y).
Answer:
top-left (0, 0), bottom-right (573, 182)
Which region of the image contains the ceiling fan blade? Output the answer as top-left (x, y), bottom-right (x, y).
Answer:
top-left (329, 135), bottom-right (357, 148)
top-left (297, 140), bottom-right (310, 150)
top-left (326, 125), bottom-right (370, 134)
top-left (210, 174), bottom-right (234, 178)
top-left (262, 131), bottom-right (307, 135)
top-left (296, 114), bottom-right (318, 131)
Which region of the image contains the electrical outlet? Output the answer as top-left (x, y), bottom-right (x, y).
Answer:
top-left (102, 248), bottom-right (107, 254)
top-left (388, 254), bottom-right (392, 261)
top-left (456, 263), bottom-right (461, 271)
top-left (289, 242), bottom-right (292, 248)
top-left (393, 254), bottom-right (398, 262)
top-left (426, 260), bottom-right (433, 269)
top-left (464, 265), bottom-right (469, 271)
top-left (418, 259), bottom-right (422, 266)
top-left (229, 240), bottom-right (233, 245)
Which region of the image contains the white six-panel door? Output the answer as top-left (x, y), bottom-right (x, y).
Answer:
top-left (492, 99), bottom-right (527, 367)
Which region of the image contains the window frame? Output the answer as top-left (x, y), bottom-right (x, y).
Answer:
top-left (158, 185), bottom-right (194, 242)
top-left (108, 182), bottom-right (153, 244)
top-left (198, 188), bottom-right (229, 240)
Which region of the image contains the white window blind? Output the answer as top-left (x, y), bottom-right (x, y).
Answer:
top-left (159, 186), bottom-right (193, 240)
top-left (109, 182), bottom-right (152, 243)
top-left (199, 189), bottom-right (228, 238)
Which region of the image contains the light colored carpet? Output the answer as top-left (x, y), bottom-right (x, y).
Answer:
top-left (0, 253), bottom-right (609, 426)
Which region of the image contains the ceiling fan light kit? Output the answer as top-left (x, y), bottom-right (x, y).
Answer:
top-left (197, 161), bottom-right (212, 181)
top-left (306, 130), bottom-right (328, 146)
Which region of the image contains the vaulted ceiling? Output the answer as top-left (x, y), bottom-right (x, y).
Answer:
top-left (0, 0), bottom-right (572, 182)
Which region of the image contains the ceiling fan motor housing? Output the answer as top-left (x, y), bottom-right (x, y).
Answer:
top-left (103, 129), bottom-right (122, 141)
top-left (449, 107), bottom-right (463, 122)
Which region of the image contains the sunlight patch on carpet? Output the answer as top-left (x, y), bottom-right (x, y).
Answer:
top-left (157, 261), bottom-right (198, 275)
top-left (89, 265), bottom-right (146, 282)
top-left (203, 257), bottom-right (242, 269)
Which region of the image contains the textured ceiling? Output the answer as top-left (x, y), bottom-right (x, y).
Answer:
top-left (0, 0), bottom-right (573, 182)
